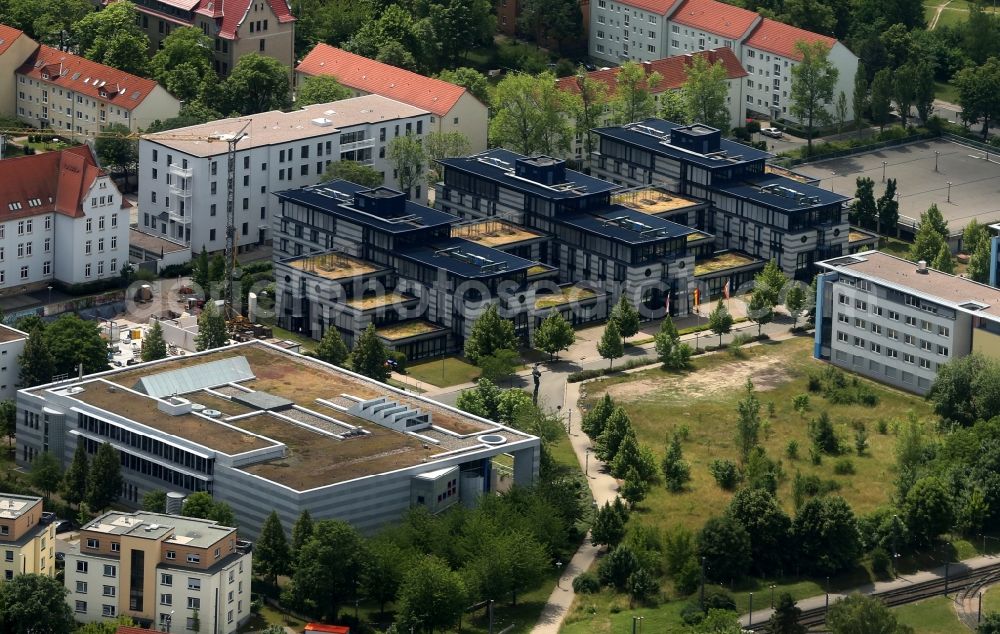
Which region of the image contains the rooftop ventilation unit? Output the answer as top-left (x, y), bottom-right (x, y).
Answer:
top-left (310, 117), bottom-right (333, 127)
top-left (348, 397), bottom-right (432, 433)
top-left (202, 409), bottom-right (222, 418)
top-left (434, 246), bottom-right (509, 274)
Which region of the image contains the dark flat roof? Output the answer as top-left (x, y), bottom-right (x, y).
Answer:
top-left (714, 174), bottom-right (850, 212)
top-left (593, 118), bottom-right (772, 169)
top-left (439, 148), bottom-right (619, 200)
top-left (398, 238), bottom-right (534, 279)
top-left (275, 180), bottom-right (457, 234)
top-left (560, 205), bottom-right (694, 245)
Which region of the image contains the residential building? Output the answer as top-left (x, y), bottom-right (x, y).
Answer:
top-left (0, 25), bottom-right (36, 118)
top-left (63, 510), bottom-right (251, 633)
top-left (555, 48), bottom-right (747, 159)
top-left (587, 0), bottom-right (857, 123)
top-left (295, 44), bottom-right (489, 152)
top-left (12, 42), bottom-right (180, 135)
top-left (0, 494), bottom-right (56, 580)
top-left (128, 0), bottom-right (295, 78)
top-left (814, 251), bottom-right (1000, 395)
top-left (16, 340), bottom-right (540, 535)
top-left (0, 145), bottom-right (131, 291)
top-left (0, 325), bottom-right (27, 400)
top-left (591, 118), bottom-right (850, 280)
top-left (137, 95), bottom-right (431, 254)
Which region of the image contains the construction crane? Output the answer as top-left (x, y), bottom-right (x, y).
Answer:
top-left (0, 123), bottom-right (250, 316)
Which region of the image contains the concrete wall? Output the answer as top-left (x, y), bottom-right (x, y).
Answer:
top-left (0, 35), bottom-right (37, 118)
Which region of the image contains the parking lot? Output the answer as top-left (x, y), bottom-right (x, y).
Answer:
top-left (794, 138), bottom-right (1000, 233)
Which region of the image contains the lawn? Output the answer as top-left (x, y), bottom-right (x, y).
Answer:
top-left (407, 355), bottom-right (481, 387)
top-left (934, 81), bottom-right (960, 105)
top-left (981, 582), bottom-right (1000, 616)
top-left (892, 596), bottom-right (959, 633)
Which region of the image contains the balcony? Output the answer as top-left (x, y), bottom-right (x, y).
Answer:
top-left (169, 163), bottom-right (193, 179)
top-left (339, 138), bottom-right (374, 153)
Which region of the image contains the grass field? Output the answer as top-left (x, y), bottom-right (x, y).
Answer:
top-left (981, 583), bottom-right (1000, 616)
top-left (892, 596), bottom-right (959, 633)
top-left (406, 355), bottom-right (481, 387)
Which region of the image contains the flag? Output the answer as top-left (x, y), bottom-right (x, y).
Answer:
top-left (665, 292), bottom-right (671, 314)
top-left (723, 280), bottom-right (731, 299)
top-left (693, 288), bottom-right (700, 308)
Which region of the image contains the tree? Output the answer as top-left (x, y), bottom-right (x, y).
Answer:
top-left (596, 407), bottom-right (633, 461)
top-left (142, 490), bottom-right (166, 513)
top-left (76, 616), bottom-right (139, 634)
top-left (785, 284), bottom-right (807, 329)
top-left (968, 238), bottom-right (993, 284)
top-left (287, 520), bottom-right (367, 621)
top-left (790, 40), bottom-right (839, 155)
top-left (193, 246), bottom-right (210, 291)
top-left (661, 433), bottom-right (691, 492)
top-left (849, 177), bottom-right (877, 230)
top-left (297, 75), bottom-right (352, 106)
top-left (180, 491), bottom-right (215, 519)
top-left (322, 161), bottom-right (384, 188)
top-left (423, 131), bottom-right (471, 184)
top-left (18, 326), bottom-right (53, 388)
top-left (489, 72), bottom-right (576, 156)
top-left (964, 219), bottom-right (989, 256)
top-left (755, 259), bottom-right (788, 309)
top-left (290, 509), bottom-right (313, 566)
top-left (890, 64), bottom-right (918, 128)
top-left (517, 0), bottom-right (583, 56)
top-left (29, 452), bottom-right (61, 502)
top-left (364, 537), bottom-right (408, 617)
top-left (3, 0), bottom-right (91, 45)
top-left (910, 204), bottom-right (948, 263)
top-left (437, 68), bottom-right (490, 105)
top-left (610, 431), bottom-right (652, 480)
top-left (195, 302), bottom-right (228, 351)
top-left (150, 28), bottom-right (213, 101)
top-left (350, 324), bottom-right (391, 382)
top-left (726, 488), bottom-right (791, 576)
top-left (592, 499), bottom-right (629, 547)
top-left (612, 61), bottom-right (661, 125)
top-left (659, 90), bottom-right (689, 124)
top-left (698, 515), bottom-right (752, 583)
top-left (255, 511), bottom-right (290, 586)
top-left (870, 69), bottom-right (893, 133)
top-left (835, 91), bottom-right (848, 133)
top-left (464, 304), bottom-right (518, 365)
top-left (980, 613), bottom-right (1000, 634)
top-left (597, 320), bottom-right (625, 369)
top-left (767, 593), bottom-right (807, 634)
top-left (748, 290), bottom-right (773, 337)
top-left (682, 54), bottom-right (730, 131)
top-left (63, 442), bottom-right (89, 508)
top-left (217, 54), bottom-right (290, 115)
top-left (655, 316), bottom-right (691, 370)
top-left (533, 311), bottom-right (575, 360)
top-left (388, 134), bottom-right (425, 199)
top-left (44, 314), bottom-right (109, 377)
top-left (71, 1), bottom-right (150, 75)
top-left (0, 400), bottom-right (14, 449)
top-left (582, 394), bottom-right (616, 440)
top-left (902, 476), bottom-right (954, 545)
top-left (87, 442), bottom-right (123, 511)
top-left (141, 321), bottom-right (167, 362)
top-left (313, 328), bottom-right (349, 366)
top-left (478, 349), bottom-right (520, 384)
top-left (0, 573), bottom-right (75, 633)
top-left (708, 300), bottom-right (733, 347)
top-left (914, 62), bottom-right (935, 123)
top-left (852, 63), bottom-right (868, 138)
top-left (932, 242), bottom-right (954, 274)
top-left (620, 467), bottom-right (649, 507)
top-left (954, 58), bottom-right (1000, 140)
top-left (735, 379), bottom-right (762, 464)
top-left (876, 178), bottom-right (899, 235)
top-left (573, 70), bottom-right (609, 159)
top-left (610, 295), bottom-right (641, 344)
top-left (396, 555), bottom-right (468, 633)
top-left (793, 496), bottom-right (861, 575)
top-left (95, 123), bottom-right (139, 185)
top-left (826, 594), bottom-right (912, 634)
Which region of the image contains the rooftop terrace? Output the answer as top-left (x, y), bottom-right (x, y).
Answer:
top-left (285, 252), bottom-right (385, 281)
top-left (535, 284), bottom-right (600, 309)
top-left (612, 188), bottom-right (701, 216)
top-left (450, 220), bottom-right (544, 248)
top-left (694, 251), bottom-right (762, 276)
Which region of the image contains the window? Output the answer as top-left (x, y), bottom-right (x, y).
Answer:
top-left (187, 553), bottom-right (201, 564)
top-left (921, 320), bottom-right (932, 332)
top-left (920, 358), bottom-right (932, 369)
top-left (870, 342), bottom-right (881, 354)
top-left (76, 581), bottom-right (87, 593)
top-left (77, 561), bottom-right (88, 573)
top-left (853, 336), bottom-right (864, 348)
top-left (939, 325), bottom-right (950, 337)
top-left (187, 578), bottom-right (201, 590)
top-left (84, 263), bottom-right (91, 278)
top-left (188, 597), bottom-right (201, 610)
top-left (161, 594), bottom-right (172, 606)
top-left (110, 258), bottom-right (117, 273)
top-left (103, 585), bottom-right (116, 597)
top-left (938, 345), bottom-right (949, 356)
top-left (888, 310), bottom-right (900, 321)
top-left (75, 601), bottom-right (87, 613)
top-left (905, 315), bottom-right (917, 326)
top-left (103, 564), bottom-right (116, 577)
top-left (102, 605), bottom-right (116, 617)
top-left (871, 324), bottom-right (882, 335)
top-left (854, 318), bottom-right (866, 329)
top-left (838, 294), bottom-right (848, 305)
top-left (921, 339), bottom-right (932, 351)
top-left (904, 353), bottom-right (915, 364)
top-left (838, 313), bottom-right (849, 324)
top-left (20, 265), bottom-right (29, 280)
top-left (837, 331), bottom-right (848, 343)
top-left (166, 551), bottom-right (176, 560)
top-left (85, 240), bottom-right (92, 255)
top-left (904, 334), bottom-right (915, 345)
top-left (887, 328), bottom-right (899, 340)
top-left (161, 573), bottom-right (173, 586)
top-left (86, 538), bottom-right (99, 549)
top-left (886, 348), bottom-right (898, 359)
top-left (855, 299), bottom-right (867, 311)
top-left (111, 235), bottom-right (117, 250)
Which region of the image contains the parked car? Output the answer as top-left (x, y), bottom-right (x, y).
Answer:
top-left (761, 127), bottom-right (783, 138)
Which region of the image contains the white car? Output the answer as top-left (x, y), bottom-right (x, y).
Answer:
top-left (761, 127), bottom-right (783, 139)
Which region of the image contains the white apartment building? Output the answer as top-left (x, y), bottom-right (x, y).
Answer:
top-left (0, 146), bottom-right (130, 292)
top-left (138, 95), bottom-right (431, 254)
top-left (64, 511), bottom-right (252, 633)
top-left (588, 0), bottom-right (858, 123)
top-left (0, 494), bottom-right (55, 580)
top-left (0, 325), bottom-right (27, 400)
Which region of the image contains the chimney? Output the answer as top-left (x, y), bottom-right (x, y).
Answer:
top-left (917, 260), bottom-right (928, 274)
top-left (78, 363), bottom-right (84, 379)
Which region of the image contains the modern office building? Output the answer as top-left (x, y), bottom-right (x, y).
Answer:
top-left (0, 145), bottom-right (131, 292)
top-left (590, 118), bottom-right (850, 279)
top-left (63, 510), bottom-right (251, 633)
top-left (295, 44), bottom-right (489, 152)
top-left (137, 95), bottom-right (431, 253)
top-left (587, 0), bottom-right (857, 123)
top-left (814, 251), bottom-right (1000, 395)
top-left (128, 0), bottom-right (295, 79)
top-left (16, 341), bottom-right (540, 536)
top-left (0, 493), bottom-right (56, 580)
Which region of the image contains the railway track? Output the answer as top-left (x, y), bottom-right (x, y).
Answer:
top-left (744, 561), bottom-right (1000, 631)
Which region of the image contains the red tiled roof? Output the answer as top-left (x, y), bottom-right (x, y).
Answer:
top-left (671, 0), bottom-right (759, 39)
top-left (0, 24), bottom-right (26, 57)
top-left (305, 625), bottom-right (351, 634)
top-left (296, 44), bottom-right (472, 117)
top-left (0, 146), bottom-right (105, 221)
top-left (618, 0), bottom-right (682, 15)
top-left (16, 45), bottom-right (159, 111)
top-left (194, 0), bottom-right (295, 40)
top-left (556, 48), bottom-right (746, 96)
top-left (745, 18), bottom-right (836, 61)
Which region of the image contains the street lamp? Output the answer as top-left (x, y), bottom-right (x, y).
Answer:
top-left (935, 151), bottom-right (940, 172)
top-left (825, 576), bottom-right (830, 610)
top-left (555, 561), bottom-right (563, 588)
top-left (631, 615), bottom-right (644, 634)
top-left (46, 285), bottom-right (52, 305)
top-left (770, 584), bottom-right (777, 609)
top-left (882, 160), bottom-right (888, 183)
top-left (585, 447), bottom-right (591, 476)
top-left (748, 592), bottom-right (754, 626)
top-left (947, 181), bottom-right (953, 203)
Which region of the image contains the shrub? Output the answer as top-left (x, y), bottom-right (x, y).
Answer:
top-left (807, 374), bottom-right (822, 392)
top-left (572, 572), bottom-right (601, 594)
top-left (704, 590), bottom-right (737, 611)
top-left (673, 557), bottom-right (701, 595)
top-left (877, 419), bottom-right (889, 435)
top-left (793, 393), bottom-right (810, 414)
top-left (680, 602), bottom-right (706, 626)
top-left (708, 459), bottom-right (740, 490)
top-left (809, 411), bottom-right (841, 455)
top-left (810, 446), bottom-right (823, 465)
top-left (833, 458), bottom-right (856, 475)
top-left (786, 440), bottom-right (799, 459)
top-left (870, 547), bottom-right (891, 577)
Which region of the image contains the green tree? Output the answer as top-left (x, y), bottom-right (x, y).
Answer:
top-left (654, 315), bottom-right (691, 370)
top-left (582, 394), bottom-right (616, 440)
top-left (596, 407), bottom-right (633, 461)
top-left (955, 58), bottom-right (1000, 140)
top-left (18, 326), bottom-right (53, 388)
top-left (591, 499), bottom-right (629, 547)
top-left (388, 133), bottom-right (425, 199)
top-left (612, 61), bottom-right (661, 125)
top-left (287, 520), bottom-right (367, 620)
top-left (322, 161), bottom-right (384, 187)
top-left (932, 242), bottom-right (954, 274)
top-left (193, 246), bottom-right (210, 291)
top-left (698, 515), bottom-right (752, 583)
top-left (620, 467), bottom-right (649, 507)
top-left (876, 178), bottom-right (899, 235)
top-left (835, 91), bottom-right (848, 134)
top-left (195, 302), bottom-right (228, 351)
top-left (3, 0), bottom-right (91, 45)
top-left (793, 495), bottom-right (861, 575)
top-left (87, 442), bottom-right (123, 511)
top-left (913, 62), bottom-right (935, 123)
top-left (44, 314), bottom-right (109, 377)
top-left (255, 511), bottom-right (290, 586)
top-left (963, 219), bottom-right (989, 256)
top-left (423, 131), bottom-right (471, 184)
top-left (142, 490), bottom-right (166, 513)
top-left (71, 1), bottom-right (150, 75)
top-left (891, 64), bottom-right (917, 128)
top-left (350, 324), bottom-right (391, 382)
top-left (76, 615), bottom-right (138, 634)
top-left (297, 75), bottom-right (352, 106)
top-left (870, 69), bottom-right (894, 132)
top-left (735, 378), bottom-right (762, 464)
top-left (573, 70), bottom-right (610, 159)
top-left (141, 321), bottom-right (167, 362)
top-left (708, 299), bottom-right (733, 347)
top-left (217, 53), bottom-right (290, 115)
top-left (597, 320), bottom-right (624, 369)
top-left (533, 311), bottom-right (576, 360)
top-left (902, 476), bottom-right (954, 545)
top-left (290, 509), bottom-right (313, 566)
top-left (517, 0), bottom-right (582, 56)
top-left (0, 573), bottom-right (75, 633)
top-left (149, 27), bottom-right (213, 100)
top-left (785, 284), bottom-right (807, 329)
top-left (849, 176), bottom-right (877, 229)
top-left (767, 593), bottom-right (807, 634)
top-left (610, 431), bottom-right (655, 481)
top-left (726, 488), bottom-right (791, 576)
top-left (748, 289), bottom-right (773, 337)
top-left (396, 555), bottom-right (468, 633)
top-left (980, 612), bottom-right (1000, 634)
top-left (208, 501), bottom-right (236, 527)
top-left (826, 594), bottom-right (912, 634)
top-left (489, 72), bottom-right (576, 156)
top-left (852, 62), bottom-right (868, 138)
top-left (180, 491), bottom-right (215, 519)
top-left (313, 328), bottom-right (349, 366)
top-left (95, 123), bottom-right (138, 185)
top-left (968, 237), bottom-right (993, 284)
top-left (63, 442), bottom-right (89, 508)
top-left (598, 543), bottom-right (640, 589)
top-left (659, 89), bottom-right (689, 124)
top-left (610, 295), bottom-right (641, 344)
top-left (0, 401), bottom-right (14, 449)
top-left (661, 432), bottom-right (691, 492)
top-left (682, 54), bottom-right (730, 131)
top-left (910, 204), bottom-right (948, 263)
top-left (29, 452), bottom-right (61, 502)
top-left (478, 349), bottom-right (520, 384)
top-left (363, 537), bottom-right (408, 617)
top-left (464, 304), bottom-right (518, 365)
top-left (755, 259), bottom-right (788, 309)
top-left (790, 40), bottom-right (839, 154)
top-left (627, 567), bottom-right (658, 605)
top-left (436, 68), bottom-right (490, 104)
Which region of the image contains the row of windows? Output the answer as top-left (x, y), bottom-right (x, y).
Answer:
top-left (836, 332), bottom-right (938, 369)
top-left (74, 601), bottom-right (117, 617)
top-left (78, 414), bottom-right (214, 474)
top-left (837, 294), bottom-right (951, 336)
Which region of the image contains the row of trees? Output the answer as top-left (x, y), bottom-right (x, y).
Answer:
top-left (32, 441), bottom-right (123, 513)
top-left (18, 314), bottom-right (110, 388)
